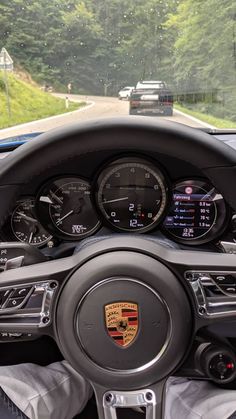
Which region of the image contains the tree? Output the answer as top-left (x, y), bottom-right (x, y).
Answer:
top-left (167, 0), bottom-right (236, 90)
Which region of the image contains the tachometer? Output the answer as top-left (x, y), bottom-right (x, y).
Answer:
top-left (96, 158), bottom-right (169, 232)
top-left (37, 177), bottom-right (100, 239)
top-left (11, 198), bottom-right (52, 246)
top-left (163, 179), bottom-right (228, 244)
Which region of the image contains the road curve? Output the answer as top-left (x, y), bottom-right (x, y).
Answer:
top-left (0, 94), bottom-right (212, 140)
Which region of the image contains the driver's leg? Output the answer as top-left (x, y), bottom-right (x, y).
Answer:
top-left (165, 377), bottom-right (236, 419)
top-left (0, 360), bottom-right (92, 419)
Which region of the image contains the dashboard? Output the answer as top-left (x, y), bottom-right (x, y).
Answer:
top-left (0, 151), bottom-right (232, 251)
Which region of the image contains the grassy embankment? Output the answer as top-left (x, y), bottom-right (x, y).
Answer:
top-left (175, 103), bottom-right (236, 129)
top-left (0, 71), bottom-right (85, 129)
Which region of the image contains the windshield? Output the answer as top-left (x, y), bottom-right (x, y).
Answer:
top-left (0, 0), bottom-right (235, 140)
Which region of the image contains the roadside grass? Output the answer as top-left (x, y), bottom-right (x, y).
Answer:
top-left (175, 103), bottom-right (236, 129)
top-left (0, 72), bottom-right (85, 129)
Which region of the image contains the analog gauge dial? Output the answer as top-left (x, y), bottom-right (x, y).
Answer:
top-left (37, 177), bottom-right (100, 239)
top-left (11, 198), bottom-right (52, 246)
top-left (163, 179), bottom-right (228, 244)
top-left (96, 159), bottom-right (169, 232)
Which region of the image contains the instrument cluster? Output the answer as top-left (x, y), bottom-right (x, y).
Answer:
top-left (1, 156), bottom-right (229, 247)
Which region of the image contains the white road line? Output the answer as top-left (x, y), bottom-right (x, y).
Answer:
top-left (0, 101), bottom-right (95, 135)
top-left (174, 108), bottom-right (216, 129)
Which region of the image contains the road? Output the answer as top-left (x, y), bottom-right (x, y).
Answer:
top-left (0, 94), bottom-right (214, 140)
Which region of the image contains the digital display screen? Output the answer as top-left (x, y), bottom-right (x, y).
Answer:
top-left (164, 180), bottom-right (226, 243)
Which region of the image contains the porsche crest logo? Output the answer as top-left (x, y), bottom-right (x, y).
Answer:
top-left (105, 302), bottom-right (138, 347)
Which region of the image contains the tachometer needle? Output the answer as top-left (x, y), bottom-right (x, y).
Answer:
top-left (102, 197), bottom-right (128, 204)
top-left (56, 210), bottom-right (74, 225)
top-left (16, 212), bottom-right (38, 223)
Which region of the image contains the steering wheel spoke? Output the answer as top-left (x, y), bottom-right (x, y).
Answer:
top-left (0, 256), bottom-right (75, 337)
top-left (93, 380), bottom-right (167, 419)
top-left (167, 248), bottom-right (236, 329)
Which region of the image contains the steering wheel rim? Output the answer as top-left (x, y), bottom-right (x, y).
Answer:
top-left (0, 117), bottom-right (236, 419)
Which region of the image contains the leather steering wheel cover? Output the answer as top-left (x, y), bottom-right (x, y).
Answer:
top-left (0, 117), bottom-right (236, 225)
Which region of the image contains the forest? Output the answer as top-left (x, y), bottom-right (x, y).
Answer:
top-left (0, 0), bottom-right (236, 120)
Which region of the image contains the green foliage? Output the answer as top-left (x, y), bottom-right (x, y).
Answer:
top-left (0, 0), bottom-right (178, 94)
top-left (0, 77), bottom-right (5, 91)
top-left (0, 71), bottom-right (82, 129)
top-left (175, 103), bottom-right (236, 129)
top-left (167, 0), bottom-right (236, 90)
top-left (0, 0), bottom-right (236, 122)
top-left (166, 0), bottom-right (236, 120)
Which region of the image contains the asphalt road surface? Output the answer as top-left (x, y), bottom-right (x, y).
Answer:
top-left (0, 94), bottom-right (214, 140)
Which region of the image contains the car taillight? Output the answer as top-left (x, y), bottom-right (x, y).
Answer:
top-left (130, 100), bottom-right (140, 107)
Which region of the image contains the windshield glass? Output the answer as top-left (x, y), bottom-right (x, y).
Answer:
top-left (0, 0), bottom-right (235, 140)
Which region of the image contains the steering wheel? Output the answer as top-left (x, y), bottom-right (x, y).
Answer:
top-left (0, 117), bottom-right (236, 419)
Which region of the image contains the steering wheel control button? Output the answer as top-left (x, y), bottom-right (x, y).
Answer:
top-left (0, 289), bottom-right (12, 307)
top-left (222, 286), bottom-right (236, 294)
top-left (5, 297), bottom-right (25, 309)
top-left (0, 286), bottom-right (34, 310)
top-left (212, 275), bottom-right (236, 286)
top-left (11, 286), bottom-right (32, 299)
